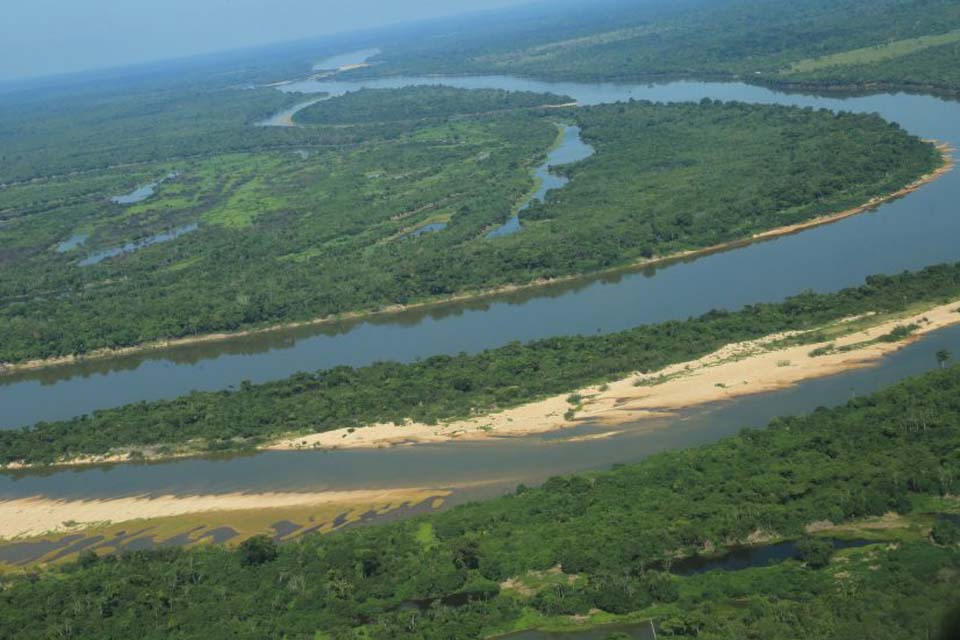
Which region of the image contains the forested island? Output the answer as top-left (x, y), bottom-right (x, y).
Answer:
top-left (4, 261), bottom-right (959, 467)
top-left (1, 365), bottom-right (958, 638)
top-left (0, 91), bottom-right (943, 365)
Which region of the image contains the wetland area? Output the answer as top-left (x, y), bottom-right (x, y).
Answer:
top-left (3, 66), bottom-right (960, 573)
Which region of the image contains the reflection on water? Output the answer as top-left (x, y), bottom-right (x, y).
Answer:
top-left (2, 79), bottom-right (960, 431)
top-left (111, 172), bottom-right (177, 205)
top-left (671, 539), bottom-right (875, 575)
top-left (4, 323), bottom-right (959, 501)
top-left (403, 222), bottom-right (448, 238)
top-left (56, 233), bottom-right (88, 253)
top-left (313, 49), bottom-right (380, 72)
top-left (487, 124), bottom-right (595, 238)
top-left (78, 223), bottom-right (199, 267)
top-left (259, 49), bottom-right (381, 127)
top-left (256, 97), bottom-right (327, 127)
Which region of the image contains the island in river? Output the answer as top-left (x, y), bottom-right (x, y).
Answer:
top-left (0, 94), bottom-right (946, 369)
top-left (5, 260), bottom-right (960, 472)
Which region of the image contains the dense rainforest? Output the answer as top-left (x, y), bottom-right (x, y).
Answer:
top-left (1, 365), bottom-right (958, 639)
top-left (3, 261), bottom-right (959, 466)
top-left (0, 93), bottom-right (940, 364)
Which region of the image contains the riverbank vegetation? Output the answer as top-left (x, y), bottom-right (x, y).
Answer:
top-left (294, 86), bottom-right (573, 125)
top-left (1, 365), bottom-right (957, 638)
top-left (359, 0), bottom-right (960, 95)
top-left (0, 93), bottom-right (941, 365)
top-left (3, 262), bottom-right (960, 466)
top-left (775, 40), bottom-right (960, 96)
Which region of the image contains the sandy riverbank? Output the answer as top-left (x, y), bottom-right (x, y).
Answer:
top-left (3, 305), bottom-right (958, 539)
top-left (0, 487), bottom-right (446, 540)
top-left (0, 144), bottom-right (951, 377)
top-left (269, 300), bottom-right (960, 451)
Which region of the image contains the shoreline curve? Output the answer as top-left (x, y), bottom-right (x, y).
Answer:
top-left (0, 143), bottom-right (952, 377)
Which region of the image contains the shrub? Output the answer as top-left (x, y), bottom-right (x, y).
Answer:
top-left (239, 535), bottom-right (279, 567)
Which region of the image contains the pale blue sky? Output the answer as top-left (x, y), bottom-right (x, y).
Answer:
top-left (0, 0), bottom-right (535, 81)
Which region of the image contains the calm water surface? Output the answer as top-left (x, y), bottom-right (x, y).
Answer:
top-left (312, 49), bottom-right (380, 72)
top-left (111, 172), bottom-right (177, 205)
top-left (1, 79), bottom-right (959, 433)
top-left (78, 223), bottom-right (199, 267)
top-left (487, 124), bottom-right (595, 238)
top-left (257, 97), bottom-right (327, 127)
top-left (3, 322), bottom-right (958, 500)
top-left (670, 539), bottom-right (875, 575)
top-left (56, 234), bottom-right (88, 253)
top-left (403, 222), bottom-right (448, 238)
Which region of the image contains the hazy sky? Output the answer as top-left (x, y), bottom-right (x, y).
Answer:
top-left (0, 0), bottom-right (535, 81)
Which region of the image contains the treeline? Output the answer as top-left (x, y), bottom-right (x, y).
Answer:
top-left (524, 100), bottom-right (941, 260)
top-left (774, 41), bottom-right (960, 96)
top-left (0, 86), bottom-right (425, 184)
top-left (294, 87), bottom-right (572, 125)
top-left (363, 0), bottom-right (960, 85)
top-left (3, 261), bottom-right (960, 466)
top-left (1, 364), bottom-right (958, 638)
top-left (0, 99), bottom-right (940, 364)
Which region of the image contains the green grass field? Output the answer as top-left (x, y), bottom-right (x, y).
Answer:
top-left (785, 28), bottom-right (960, 74)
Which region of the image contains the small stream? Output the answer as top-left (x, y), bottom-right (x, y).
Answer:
top-left (111, 172), bottom-right (177, 205)
top-left (78, 222), bottom-right (199, 267)
top-left (487, 124), bottom-right (594, 238)
top-left (670, 539), bottom-right (875, 575)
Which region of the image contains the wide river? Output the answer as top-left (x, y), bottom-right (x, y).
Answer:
top-left (1, 74), bottom-right (960, 502)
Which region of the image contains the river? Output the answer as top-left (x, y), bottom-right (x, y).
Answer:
top-left (1, 75), bottom-right (959, 510)
top-left (1, 80), bottom-right (958, 429)
top-left (3, 321), bottom-right (959, 502)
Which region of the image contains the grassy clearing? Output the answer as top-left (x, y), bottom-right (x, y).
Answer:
top-left (0, 493), bottom-right (447, 572)
top-left (785, 29), bottom-right (960, 74)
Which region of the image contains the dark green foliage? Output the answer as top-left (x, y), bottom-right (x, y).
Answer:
top-left (239, 535), bottom-right (279, 566)
top-left (940, 603), bottom-right (960, 640)
top-left (368, 0), bottom-right (960, 89)
top-left (939, 349), bottom-right (953, 368)
top-left (295, 86), bottom-right (572, 125)
top-left (776, 41), bottom-right (960, 97)
top-left (1, 365), bottom-right (959, 638)
top-left (4, 261), bottom-right (960, 465)
top-left (796, 537), bottom-right (834, 568)
top-left (932, 520), bottom-right (960, 546)
top-left (0, 97), bottom-right (938, 364)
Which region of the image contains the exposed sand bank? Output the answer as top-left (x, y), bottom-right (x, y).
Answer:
top-left (269, 300), bottom-right (960, 451)
top-left (1, 144), bottom-right (951, 377)
top-left (7, 300), bottom-right (960, 472)
top-left (0, 487), bottom-right (447, 541)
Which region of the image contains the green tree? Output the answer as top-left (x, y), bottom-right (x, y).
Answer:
top-left (937, 349), bottom-right (952, 369)
top-left (238, 535), bottom-right (278, 567)
top-left (797, 537), bottom-right (834, 569)
top-left (931, 520), bottom-right (960, 546)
